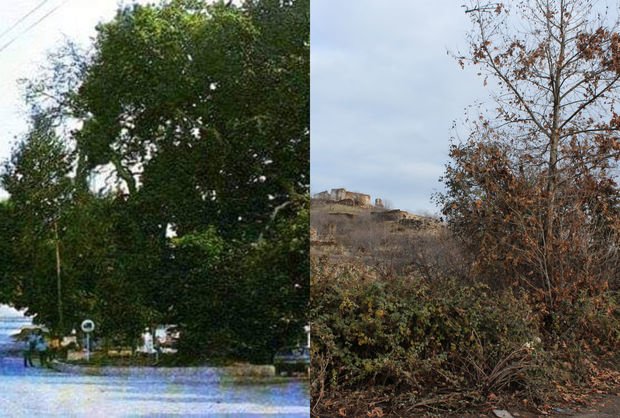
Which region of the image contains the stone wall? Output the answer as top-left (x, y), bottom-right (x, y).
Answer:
top-left (331, 188), bottom-right (347, 201)
top-left (335, 198), bottom-right (356, 206)
top-left (344, 191), bottom-right (371, 206)
top-left (370, 210), bottom-right (410, 221)
top-left (313, 191), bottom-right (331, 200)
top-left (312, 188), bottom-right (373, 207)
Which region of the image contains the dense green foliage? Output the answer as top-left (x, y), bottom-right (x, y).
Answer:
top-left (311, 259), bottom-right (620, 414)
top-left (0, 0), bottom-right (308, 363)
top-left (1, 114), bottom-right (73, 330)
top-left (312, 262), bottom-right (538, 395)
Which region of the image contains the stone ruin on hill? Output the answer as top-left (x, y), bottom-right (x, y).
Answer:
top-left (312, 187), bottom-right (442, 234)
top-left (312, 188), bottom-right (379, 207)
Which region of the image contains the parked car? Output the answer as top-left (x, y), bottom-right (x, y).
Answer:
top-left (273, 346), bottom-right (310, 376)
top-left (153, 325), bottom-right (180, 354)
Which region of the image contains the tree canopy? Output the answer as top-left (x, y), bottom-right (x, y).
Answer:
top-left (0, 0), bottom-right (309, 363)
top-left (438, 0), bottom-right (620, 311)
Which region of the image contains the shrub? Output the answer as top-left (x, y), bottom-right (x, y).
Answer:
top-left (311, 261), bottom-right (543, 405)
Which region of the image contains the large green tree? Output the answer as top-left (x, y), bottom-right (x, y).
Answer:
top-left (1, 114), bottom-right (74, 331)
top-left (72, 0), bottom-right (308, 238)
top-left (2, 0), bottom-right (309, 360)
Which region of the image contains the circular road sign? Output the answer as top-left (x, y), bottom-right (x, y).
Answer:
top-left (81, 319), bottom-right (95, 333)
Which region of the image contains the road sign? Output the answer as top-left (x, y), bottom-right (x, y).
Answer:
top-left (81, 319), bottom-right (95, 333)
top-left (81, 319), bottom-right (95, 362)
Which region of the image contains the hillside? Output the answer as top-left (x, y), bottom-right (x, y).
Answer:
top-left (310, 189), bottom-right (444, 273)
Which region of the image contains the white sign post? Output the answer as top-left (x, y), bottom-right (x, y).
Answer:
top-left (81, 319), bottom-right (95, 362)
top-left (304, 325), bottom-right (310, 348)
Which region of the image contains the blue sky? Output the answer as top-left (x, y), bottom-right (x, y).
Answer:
top-left (311, 0), bottom-right (488, 214)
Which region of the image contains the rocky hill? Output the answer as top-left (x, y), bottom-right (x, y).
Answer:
top-left (310, 188), bottom-right (443, 270)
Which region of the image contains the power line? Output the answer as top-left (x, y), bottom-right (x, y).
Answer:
top-left (0, 0), bottom-right (70, 55)
top-left (0, 0), bottom-right (49, 43)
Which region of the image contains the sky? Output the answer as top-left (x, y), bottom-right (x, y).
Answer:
top-left (0, 304), bottom-right (25, 318)
top-left (0, 0), bottom-right (153, 199)
top-left (311, 0), bottom-right (489, 215)
top-left (1, 1), bottom-right (485, 213)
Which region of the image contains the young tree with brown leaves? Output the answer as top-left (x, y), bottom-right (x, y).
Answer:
top-left (438, 0), bottom-right (620, 310)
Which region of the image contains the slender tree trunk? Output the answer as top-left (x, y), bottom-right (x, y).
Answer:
top-left (543, 0), bottom-right (566, 306)
top-left (54, 220), bottom-right (63, 332)
top-left (544, 130), bottom-right (558, 304)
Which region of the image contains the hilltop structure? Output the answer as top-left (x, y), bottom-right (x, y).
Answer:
top-left (312, 187), bottom-right (442, 232)
top-left (313, 188), bottom-right (373, 207)
top-left (310, 188), bottom-right (443, 253)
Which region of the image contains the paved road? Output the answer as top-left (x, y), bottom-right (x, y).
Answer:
top-left (0, 308), bottom-right (309, 417)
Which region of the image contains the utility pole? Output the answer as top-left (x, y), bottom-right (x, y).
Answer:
top-left (54, 220), bottom-right (63, 332)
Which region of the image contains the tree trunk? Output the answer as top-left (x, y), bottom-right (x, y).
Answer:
top-left (54, 220), bottom-right (63, 333)
top-left (110, 153), bottom-right (137, 194)
top-left (543, 0), bottom-right (566, 306)
top-left (544, 130), bottom-right (558, 305)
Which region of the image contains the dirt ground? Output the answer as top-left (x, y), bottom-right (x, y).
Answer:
top-left (563, 395), bottom-right (620, 417)
top-left (474, 394), bottom-right (620, 417)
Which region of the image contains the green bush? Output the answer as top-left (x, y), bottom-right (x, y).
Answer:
top-left (553, 290), bottom-right (620, 352)
top-left (311, 261), bottom-right (543, 400)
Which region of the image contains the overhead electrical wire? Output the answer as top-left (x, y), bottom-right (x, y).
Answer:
top-left (0, 0), bottom-right (49, 43)
top-left (0, 0), bottom-right (70, 55)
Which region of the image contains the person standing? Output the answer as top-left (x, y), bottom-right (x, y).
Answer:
top-left (35, 331), bottom-right (49, 367)
top-left (23, 332), bottom-right (36, 367)
top-left (141, 328), bottom-right (154, 354)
